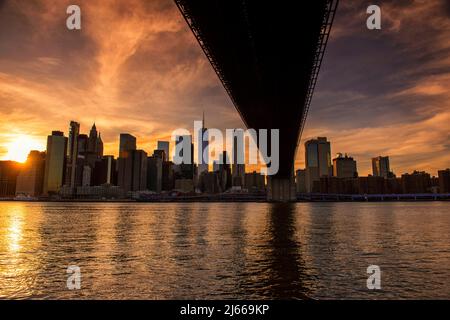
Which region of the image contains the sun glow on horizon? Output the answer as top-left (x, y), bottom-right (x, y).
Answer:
top-left (3, 135), bottom-right (45, 163)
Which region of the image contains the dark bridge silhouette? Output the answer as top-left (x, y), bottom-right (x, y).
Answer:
top-left (175, 0), bottom-right (339, 201)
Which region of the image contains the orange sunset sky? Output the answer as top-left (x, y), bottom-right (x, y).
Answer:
top-left (0, 0), bottom-right (449, 175)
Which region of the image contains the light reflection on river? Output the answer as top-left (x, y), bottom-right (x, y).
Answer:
top-left (0, 202), bottom-right (449, 299)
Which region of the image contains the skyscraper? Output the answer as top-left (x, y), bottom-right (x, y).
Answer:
top-left (372, 156), bottom-right (390, 178)
top-left (85, 124), bottom-right (104, 163)
top-left (175, 135), bottom-right (194, 179)
top-left (197, 112), bottom-right (209, 177)
top-left (157, 141), bottom-right (170, 162)
top-left (216, 151), bottom-right (232, 191)
top-left (92, 155), bottom-right (117, 186)
top-left (232, 131), bottom-right (245, 187)
top-left (119, 134), bottom-right (137, 158)
top-left (147, 154), bottom-right (163, 193)
top-left (131, 150), bottom-right (148, 192)
top-left (295, 169), bottom-right (307, 193)
top-left (88, 123), bottom-right (98, 154)
top-left (15, 151), bottom-right (46, 197)
top-left (77, 134), bottom-right (89, 155)
top-left (117, 134), bottom-right (137, 192)
top-left (43, 131), bottom-right (67, 195)
top-left (333, 153), bottom-right (358, 178)
top-left (97, 133), bottom-right (104, 158)
top-left (65, 121), bottom-right (80, 188)
top-left (0, 161), bottom-right (21, 197)
top-left (305, 137), bottom-right (332, 192)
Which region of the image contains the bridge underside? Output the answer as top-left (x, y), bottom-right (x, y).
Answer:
top-left (175, 0), bottom-right (338, 200)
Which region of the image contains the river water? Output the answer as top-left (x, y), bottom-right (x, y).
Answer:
top-left (0, 201), bottom-right (449, 299)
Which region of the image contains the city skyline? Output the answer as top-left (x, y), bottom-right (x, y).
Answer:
top-left (0, 0), bottom-right (449, 176)
top-left (7, 118), bottom-right (448, 180)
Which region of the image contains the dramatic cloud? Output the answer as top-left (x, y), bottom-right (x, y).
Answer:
top-left (298, 0), bottom-right (450, 175)
top-left (0, 0), bottom-right (449, 175)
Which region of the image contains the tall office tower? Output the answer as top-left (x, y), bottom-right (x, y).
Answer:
top-left (232, 132), bottom-right (245, 187)
top-left (305, 137), bottom-right (332, 193)
top-left (0, 161), bottom-right (21, 197)
top-left (65, 121), bottom-right (80, 188)
top-left (333, 153), bottom-right (358, 178)
top-left (119, 147), bottom-right (147, 193)
top-left (119, 134), bottom-right (137, 158)
top-left (15, 151), bottom-right (46, 197)
top-left (117, 134), bottom-right (137, 190)
top-left (87, 123), bottom-right (104, 158)
top-left (157, 141), bottom-right (170, 162)
top-left (88, 123), bottom-right (98, 153)
top-left (131, 150), bottom-right (148, 192)
top-left (175, 135), bottom-right (194, 179)
top-left (162, 161), bottom-right (175, 191)
top-left (372, 156), bottom-right (390, 178)
top-left (153, 149), bottom-right (166, 162)
top-left (295, 169), bottom-right (307, 193)
top-left (43, 131), bottom-right (68, 195)
top-left (92, 155), bottom-right (117, 186)
top-left (82, 165), bottom-right (92, 187)
top-left (147, 155), bottom-right (163, 193)
top-left (197, 113), bottom-right (209, 177)
top-left (216, 151), bottom-right (232, 191)
top-left (97, 133), bottom-right (104, 158)
top-left (77, 134), bottom-right (89, 155)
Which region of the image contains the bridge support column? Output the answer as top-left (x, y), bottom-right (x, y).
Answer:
top-left (267, 176), bottom-right (296, 202)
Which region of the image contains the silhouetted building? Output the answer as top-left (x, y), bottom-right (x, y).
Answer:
top-left (117, 133), bottom-right (137, 191)
top-left (162, 161), bottom-right (175, 191)
top-left (0, 161), bottom-right (21, 197)
top-left (43, 131), bottom-right (67, 195)
top-left (199, 171), bottom-right (221, 194)
top-left (372, 156), bottom-right (391, 178)
top-left (296, 169), bottom-right (307, 193)
top-left (175, 135), bottom-right (194, 179)
top-left (384, 177), bottom-right (402, 194)
top-left (118, 149), bottom-right (148, 193)
top-left (333, 153), bottom-right (357, 178)
top-left (92, 156), bottom-right (117, 186)
top-left (356, 176), bottom-right (385, 194)
top-left (147, 155), bottom-right (163, 193)
top-left (15, 151), bottom-right (46, 197)
top-left (119, 134), bottom-right (137, 158)
top-left (175, 179), bottom-right (195, 193)
top-left (232, 132), bottom-right (245, 187)
top-left (76, 185), bottom-right (124, 199)
top-left (244, 171), bottom-right (265, 192)
top-left (157, 141), bottom-right (170, 162)
top-left (153, 149), bottom-right (166, 162)
top-left (81, 165), bottom-right (92, 186)
top-left (215, 151), bottom-right (232, 191)
top-left (197, 113), bottom-right (209, 178)
top-left (77, 134), bottom-right (89, 155)
top-left (401, 171), bottom-right (432, 194)
top-left (438, 169), bottom-right (450, 193)
top-left (88, 123), bottom-right (103, 158)
top-left (305, 137), bottom-right (332, 192)
top-left (65, 121), bottom-right (80, 188)
top-left (131, 150), bottom-right (148, 192)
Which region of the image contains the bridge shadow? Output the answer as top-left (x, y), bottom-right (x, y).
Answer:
top-left (263, 203), bottom-right (311, 299)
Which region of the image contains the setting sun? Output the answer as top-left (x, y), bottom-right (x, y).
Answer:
top-left (3, 135), bottom-right (45, 163)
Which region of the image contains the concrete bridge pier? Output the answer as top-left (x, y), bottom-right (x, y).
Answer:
top-left (267, 176), bottom-right (296, 202)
